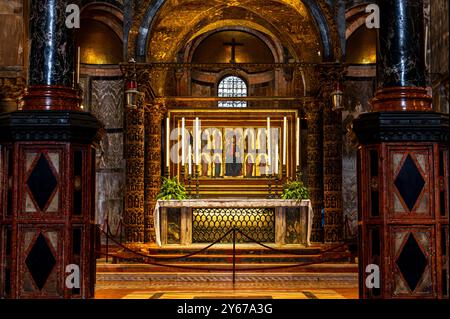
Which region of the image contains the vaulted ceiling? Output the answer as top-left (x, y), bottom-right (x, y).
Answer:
top-left (128, 0), bottom-right (341, 63)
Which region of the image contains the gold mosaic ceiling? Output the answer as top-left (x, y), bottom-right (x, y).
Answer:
top-left (144, 0), bottom-right (324, 63)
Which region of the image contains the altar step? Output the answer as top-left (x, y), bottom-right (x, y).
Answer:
top-left (100, 243), bottom-right (355, 270)
top-left (97, 261), bottom-right (358, 274)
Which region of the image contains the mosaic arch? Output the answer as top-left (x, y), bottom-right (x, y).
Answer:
top-left (128, 0), bottom-right (341, 63)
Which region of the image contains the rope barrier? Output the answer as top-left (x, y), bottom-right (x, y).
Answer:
top-left (98, 222), bottom-right (351, 274)
top-left (102, 225), bottom-right (236, 261)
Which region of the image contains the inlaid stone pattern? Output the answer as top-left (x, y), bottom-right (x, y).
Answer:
top-left (90, 78), bottom-right (125, 239)
top-left (91, 79), bottom-right (124, 129)
top-left (342, 78), bottom-right (375, 240)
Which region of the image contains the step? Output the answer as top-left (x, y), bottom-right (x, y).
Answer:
top-left (97, 262), bottom-right (358, 274)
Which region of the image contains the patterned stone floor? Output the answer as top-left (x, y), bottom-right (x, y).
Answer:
top-left (118, 290), bottom-right (347, 299)
top-left (95, 279), bottom-right (358, 299)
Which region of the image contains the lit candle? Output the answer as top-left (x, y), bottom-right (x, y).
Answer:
top-left (296, 117), bottom-right (300, 167)
top-left (77, 46), bottom-right (81, 84)
top-left (166, 117), bottom-right (170, 168)
top-left (188, 144), bottom-right (192, 175)
top-left (181, 118), bottom-right (185, 166)
top-left (267, 117), bottom-right (271, 166)
top-left (283, 116), bottom-right (287, 166)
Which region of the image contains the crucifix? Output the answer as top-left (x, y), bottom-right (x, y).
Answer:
top-left (223, 38), bottom-right (244, 63)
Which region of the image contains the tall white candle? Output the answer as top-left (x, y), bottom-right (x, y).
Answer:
top-left (181, 118), bottom-right (185, 165)
top-left (296, 117), bottom-right (300, 167)
top-left (195, 117), bottom-right (200, 165)
top-left (267, 117), bottom-right (271, 165)
top-left (77, 46), bottom-right (81, 84)
top-left (283, 116), bottom-right (287, 166)
top-left (275, 143), bottom-right (279, 175)
top-left (166, 117), bottom-right (170, 168)
top-left (188, 144), bottom-right (192, 175)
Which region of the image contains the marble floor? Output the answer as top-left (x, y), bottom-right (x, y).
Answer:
top-left (95, 278), bottom-right (359, 299)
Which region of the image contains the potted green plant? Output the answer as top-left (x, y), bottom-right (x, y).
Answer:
top-left (281, 178), bottom-right (310, 200)
top-left (156, 177), bottom-right (188, 200)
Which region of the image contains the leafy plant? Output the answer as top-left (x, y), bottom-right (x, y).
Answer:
top-left (281, 178), bottom-right (310, 200)
top-left (156, 177), bottom-right (188, 200)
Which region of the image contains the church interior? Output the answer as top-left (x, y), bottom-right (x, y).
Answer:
top-left (0, 0), bottom-right (448, 300)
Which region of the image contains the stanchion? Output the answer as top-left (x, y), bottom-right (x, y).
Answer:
top-left (232, 227), bottom-right (236, 285)
top-left (267, 173), bottom-right (273, 198)
top-left (105, 213), bottom-right (109, 263)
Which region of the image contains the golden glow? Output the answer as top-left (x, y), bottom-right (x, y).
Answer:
top-left (346, 27), bottom-right (377, 64)
top-left (78, 20), bottom-right (123, 65)
top-left (188, 20), bottom-right (277, 43)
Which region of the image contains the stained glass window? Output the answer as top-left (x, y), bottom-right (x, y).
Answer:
top-left (218, 76), bottom-right (247, 108)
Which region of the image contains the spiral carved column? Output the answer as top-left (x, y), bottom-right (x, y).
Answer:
top-left (305, 100), bottom-right (324, 243)
top-left (144, 102), bottom-right (166, 243)
top-left (124, 94), bottom-right (146, 243)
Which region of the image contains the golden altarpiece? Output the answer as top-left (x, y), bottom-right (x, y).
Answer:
top-left (120, 30), bottom-right (344, 247)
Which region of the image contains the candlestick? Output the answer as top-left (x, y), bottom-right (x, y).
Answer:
top-left (195, 117), bottom-right (200, 165)
top-left (267, 117), bottom-right (271, 166)
top-left (283, 116), bottom-right (287, 166)
top-left (166, 117), bottom-right (170, 168)
top-left (274, 142), bottom-right (279, 175)
top-left (296, 117), bottom-right (300, 167)
top-left (77, 46), bottom-right (81, 84)
top-left (181, 117), bottom-right (185, 165)
top-left (188, 144), bottom-right (192, 176)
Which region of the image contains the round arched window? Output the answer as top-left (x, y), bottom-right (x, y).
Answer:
top-left (218, 76), bottom-right (247, 108)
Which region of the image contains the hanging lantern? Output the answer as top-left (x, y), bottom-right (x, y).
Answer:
top-left (125, 79), bottom-right (138, 109)
top-left (331, 82), bottom-right (344, 111)
top-left (125, 58), bottom-right (139, 109)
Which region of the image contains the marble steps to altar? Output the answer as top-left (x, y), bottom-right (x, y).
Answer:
top-left (96, 261), bottom-right (358, 274)
top-left (101, 244), bottom-right (354, 267)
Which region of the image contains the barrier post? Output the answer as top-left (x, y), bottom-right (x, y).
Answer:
top-left (106, 214), bottom-right (109, 263)
top-left (232, 227), bottom-right (236, 285)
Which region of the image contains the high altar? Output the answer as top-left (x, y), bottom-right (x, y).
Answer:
top-left (152, 107), bottom-right (313, 246)
top-left (121, 62), bottom-right (345, 246)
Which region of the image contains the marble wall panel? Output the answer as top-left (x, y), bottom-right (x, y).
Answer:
top-left (91, 79), bottom-right (124, 129)
top-left (342, 77), bottom-right (375, 240)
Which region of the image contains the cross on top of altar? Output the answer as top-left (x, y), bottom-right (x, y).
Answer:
top-left (223, 38), bottom-right (244, 64)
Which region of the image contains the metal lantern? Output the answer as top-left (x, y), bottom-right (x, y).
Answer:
top-left (125, 79), bottom-right (138, 109)
top-left (331, 82), bottom-right (344, 111)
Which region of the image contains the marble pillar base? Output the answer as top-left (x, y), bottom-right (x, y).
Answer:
top-left (371, 87), bottom-right (432, 111)
top-left (20, 86), bottom-right (81, 111)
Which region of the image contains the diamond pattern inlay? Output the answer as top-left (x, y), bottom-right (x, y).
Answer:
top-left (396, 233), bottom-right (428, 292)
top-left (27, 154), bottom-right (58, 211)
top-left (394, 155), bottom-right (425, 211)
top-left (25, 233), bottom-right (56, 291)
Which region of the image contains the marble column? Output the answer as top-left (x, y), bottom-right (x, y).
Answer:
top-left (21, 0), bottom-right (80, 111)
top-left (144, 101), bottom-right (166, 243)
top-left (124, 94), bottom-right (146, 243)
top-left (372, 0), bottom-right (431, 111)
top-left (305, 101), bottom-right (324, 243)
top-left (0, 0), bottom-right (101, 299)
top-left (354, 0), bottom-right (449, 299)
